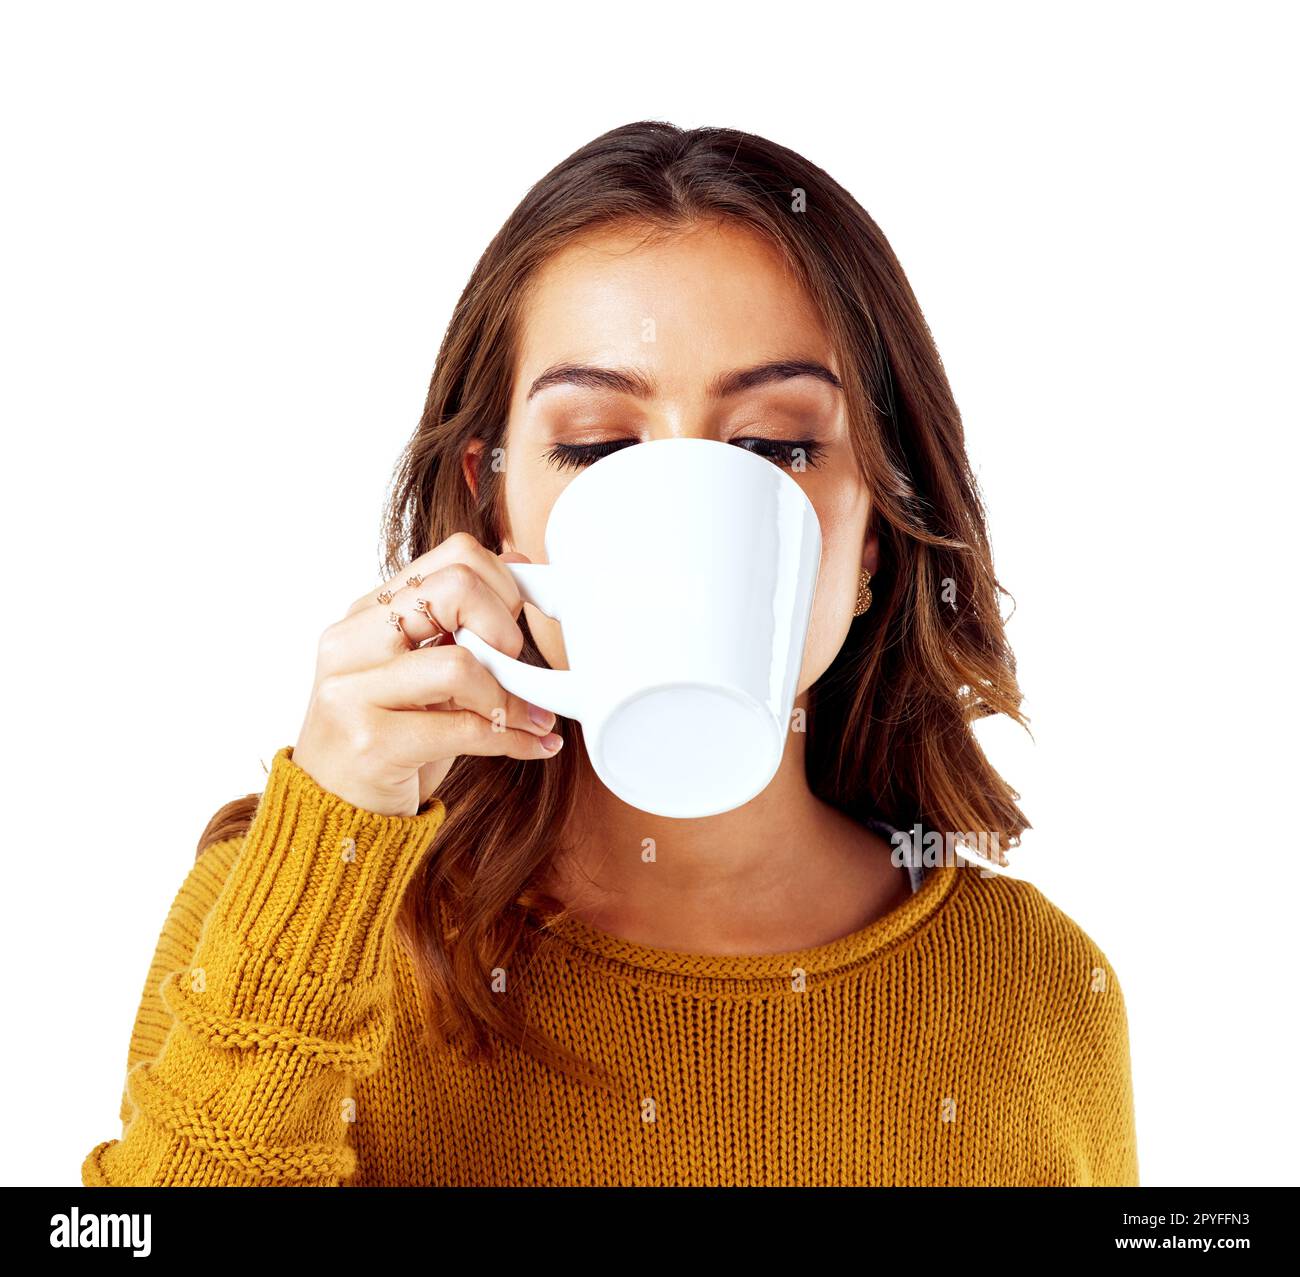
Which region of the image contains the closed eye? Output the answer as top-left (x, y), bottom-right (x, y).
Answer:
top-left (731, 437), bottom-right (826, 469)
top-left (543, 437), bottom-right (826, 472)
top-left (543, 438), bottom-right (638, 471)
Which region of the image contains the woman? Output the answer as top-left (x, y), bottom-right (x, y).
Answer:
top-left (83, 121), bottom-right (1138, 1187)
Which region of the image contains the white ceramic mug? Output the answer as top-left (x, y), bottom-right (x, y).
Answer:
top-left (453, 436), bottom-right (822, 818)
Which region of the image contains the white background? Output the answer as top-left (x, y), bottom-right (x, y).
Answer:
top-left (1, 0), bottom-right (1294, 1187)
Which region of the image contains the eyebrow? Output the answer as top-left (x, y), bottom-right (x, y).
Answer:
top-left (525, 358), bottom-right (842, 402)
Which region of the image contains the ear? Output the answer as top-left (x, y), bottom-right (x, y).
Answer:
top-left (462, 439), bottom-right (484, 503)
top-left (462, 438), bottom-right (516, 553)
top-left (862, 526), bottom-right (880, 576)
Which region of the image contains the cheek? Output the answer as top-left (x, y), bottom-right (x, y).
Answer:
top-left (502, 461), bottom-right (561, 558)
top-left (501, 458), bottom-right (571, 666)
top-left (797, 479), bottom-right (870, 689)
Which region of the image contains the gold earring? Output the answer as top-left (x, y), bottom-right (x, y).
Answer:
top-left (852, 568), bottom-right (873, 617)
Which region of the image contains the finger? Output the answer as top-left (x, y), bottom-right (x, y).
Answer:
top-left (320, 561), bottom-right (525, 676)
top-left (348, 532), bottom-right (527, 619)
top-left (352, 642), bottom-right (557, 735)
top-left (388, 561), bottom-right (525, 653)
top-left (381, 704), bottom-right (564, 770)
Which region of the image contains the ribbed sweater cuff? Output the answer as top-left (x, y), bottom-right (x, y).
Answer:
top-left (190, 745), bottom-right (446, 1021)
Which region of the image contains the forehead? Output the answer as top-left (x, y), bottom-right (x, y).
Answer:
top-left (513, 219), bottom-right (832, 374)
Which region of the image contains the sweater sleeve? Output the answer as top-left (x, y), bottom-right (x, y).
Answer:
top-left (81, 745), bottom-right (447, 1187)
top-left (1020, 879), bottom-right (1140, 1188)
top-left (1078, 953), bottom-right (1141, 1187)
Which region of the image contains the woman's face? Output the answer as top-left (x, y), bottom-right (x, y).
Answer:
top-left (473, 218), bottom-right (877, 692)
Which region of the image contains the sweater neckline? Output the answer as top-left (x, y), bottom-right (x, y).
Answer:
top-left (532, 856), bottom-right (965, 985)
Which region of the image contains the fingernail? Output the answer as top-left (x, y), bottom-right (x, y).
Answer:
top-left (539, 733), bottom-right (563, 752)
top-left (526, 702), bottom-right (553, 728)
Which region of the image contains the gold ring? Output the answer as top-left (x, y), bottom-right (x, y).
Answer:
top-left (414, 598), bottom-right (446, 645)
top-left (389, 611), bottom-right (413, 647)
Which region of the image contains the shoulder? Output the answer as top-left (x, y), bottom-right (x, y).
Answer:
top-left (147, 837), bottom-right (247, 991)
top-left (949, 864), bottom-right (1132, 1045)
top-left (941, 863), bottom-right (1139, 1185)
top-left (121, 835), bottom-right (248, 1080)
top-left (178, 836), bottom-right (245, 930)
top-left (952, 866), bottom-right (1121, 966)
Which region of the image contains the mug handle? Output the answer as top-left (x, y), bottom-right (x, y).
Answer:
top-left (452, 563), bottom-right (587, 720)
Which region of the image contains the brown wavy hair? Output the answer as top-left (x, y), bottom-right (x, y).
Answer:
top-left (196, 120), bottom-right (1029, 1095)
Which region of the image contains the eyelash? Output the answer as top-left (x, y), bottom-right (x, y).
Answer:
top-left (543, 438), bottom-right (826, 472)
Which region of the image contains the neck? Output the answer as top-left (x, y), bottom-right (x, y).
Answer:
top-left (543, 693), bottom-right (909, 955)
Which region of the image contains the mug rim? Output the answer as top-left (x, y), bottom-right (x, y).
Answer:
top-left (542, 435), bottom-right (821, 543)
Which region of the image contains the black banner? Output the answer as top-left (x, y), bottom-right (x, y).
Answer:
top-left (10, 1186), bottom-right (1290, 1262)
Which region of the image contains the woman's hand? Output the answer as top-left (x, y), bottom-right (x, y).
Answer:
top-left (292, 533), bottom-right (562, 817)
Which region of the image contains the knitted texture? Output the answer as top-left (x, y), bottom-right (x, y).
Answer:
top-left (83, 745), bottom-right (1139, 1187)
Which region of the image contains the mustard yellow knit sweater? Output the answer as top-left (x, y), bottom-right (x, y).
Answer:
top-left (83, 745), bottom-right (1139, 1187)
